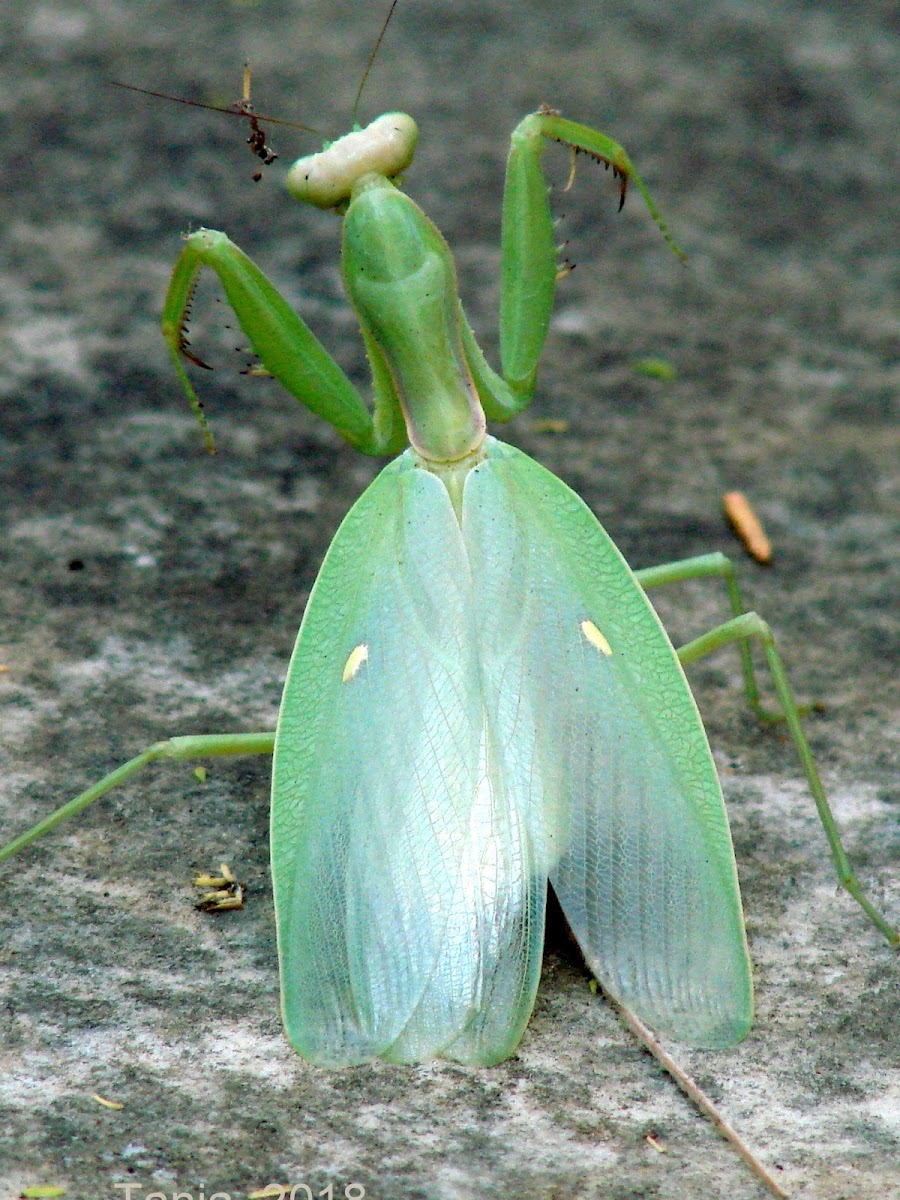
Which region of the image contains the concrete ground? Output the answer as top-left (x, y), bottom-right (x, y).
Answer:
top-left (0, 1), bottom-right (897, 1197)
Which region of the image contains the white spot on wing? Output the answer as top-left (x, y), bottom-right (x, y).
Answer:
top-left (342, 643), bottom-right (369, 683)
top-left (581, 619), bottom-right (613, 656)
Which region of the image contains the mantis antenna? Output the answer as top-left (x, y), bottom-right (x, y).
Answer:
top-left (351, 0), bottom-right (401, 128)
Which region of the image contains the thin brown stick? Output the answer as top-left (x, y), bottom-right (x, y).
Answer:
top-left (610, 996), bottom-right (790, 1199)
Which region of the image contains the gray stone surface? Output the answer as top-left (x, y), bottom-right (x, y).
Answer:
top-left (0, 1), bottom-right (897, 1197)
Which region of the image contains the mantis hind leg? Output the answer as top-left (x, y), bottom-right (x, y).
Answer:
top-left (661, 594), bottom-right (897, 947)
top-left (0, 732), bottom-right (275, 865)
top-left (635, 551), bottom-right (809, 723)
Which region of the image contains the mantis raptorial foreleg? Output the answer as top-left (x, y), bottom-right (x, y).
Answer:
top-left (163, 231), bottom-right (402, 456)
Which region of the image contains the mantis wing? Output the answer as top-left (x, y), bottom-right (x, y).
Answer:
top-left (465, 439), bottom-right (753, 1048)
top-left (272, 453), bottom-right (547, 1067)
top-left (273, 437), bottom-right (752, 1067)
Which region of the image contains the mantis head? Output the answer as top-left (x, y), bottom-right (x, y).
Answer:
top-left (286, 113), bottom-right (419, 210)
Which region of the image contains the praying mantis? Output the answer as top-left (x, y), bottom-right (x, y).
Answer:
top-left (2, 81), bottom-right (896, 1070)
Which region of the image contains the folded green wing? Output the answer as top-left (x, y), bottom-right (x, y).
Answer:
top-left (273, 437), bottom-right (752, 1066)
top-left (464, 440), bottom-right (752, 1048)
top-left (272, 453), bottom-right (546, 1066)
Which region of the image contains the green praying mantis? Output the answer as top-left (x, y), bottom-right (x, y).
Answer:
top-left (2, 79), bottom-right (897, 1070)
